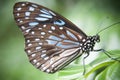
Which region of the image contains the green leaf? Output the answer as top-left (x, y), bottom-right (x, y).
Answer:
top-left (85, 50), bottom-right (120, 79)
top-left (56, 64), bottom-right (84, 80)
top-left (95, 62), bottom-right (120, 80)
top-left (85, 61), bottom-right (114, 78)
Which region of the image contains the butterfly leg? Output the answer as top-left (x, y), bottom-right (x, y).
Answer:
top-left (83, 52), bottom-right (89, 75)
top-left (93, 49), bottom-right (120, 62)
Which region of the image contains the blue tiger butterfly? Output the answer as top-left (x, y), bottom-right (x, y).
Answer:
top-left (13, 2), bottom-right (116, 73)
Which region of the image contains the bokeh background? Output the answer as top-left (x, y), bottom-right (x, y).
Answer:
top-left (0, 0), bottom-right (120, 80)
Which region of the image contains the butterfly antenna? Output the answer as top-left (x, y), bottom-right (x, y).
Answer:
top-left (97, 21), bottom-right (120, 34)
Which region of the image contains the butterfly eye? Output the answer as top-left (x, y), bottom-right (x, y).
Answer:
top-left (95, 35), bottom-right (100, 42)
top-left (13, 2), bottom-right (100, 73)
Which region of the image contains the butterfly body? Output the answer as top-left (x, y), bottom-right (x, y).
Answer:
top-left (13, 2), bottom-right (100, 73)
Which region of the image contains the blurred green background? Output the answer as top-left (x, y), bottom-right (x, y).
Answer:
top-left (0, 0), bottom-right (120, 80)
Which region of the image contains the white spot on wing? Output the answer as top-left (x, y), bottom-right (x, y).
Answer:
top-left (36, 46), bottom-right (41, 50)
top-left (80, 43), bottom-right (82, 46)
top-left (82, 39), bottom-right (86, 42)
top-left (43, 24), bottom-right (46, 27)
top-left (25, 29), bottom-right (31, 33)
top-left (21, 26), bottom-right (25, 29)
top-left (29, 6), bottom-right (35, 11)
top-left (27, 50), bottom-right (31, 53)
top-left (25, 12), bottom-right (31, 16)
top-left (31, 31), bottom-right (35, 34)
top-left (42, 50), bottom-right (46, 53)
top-left (38, 27), bottom-right (42, 30)
top-left (17, 13), bottom-right (20, 16)
top-left (41, 64), bottom-right (45, 67)
top-left (17, 19), bottom-right (20, 21)
top-left (28, 43), bottom-right (32, 46)
top-left (41, 54), bottom-right (46, 58)
top-left (44, 57), bottom-right (49, 60)
top-left (41, 32), bottom-right (46, 35)
top-left (22, 3), bottom-right (25, 6)
top-left (17, 7), bottom-right (21, 11)
top-left (59, 27), bottom-right (63, 30)
top-left (48, 30), bottom-right (52, 33)
top-left (36, 62), bottom-right (40, 66)
top-left (27, 40), bottom-right (30, 43)
top-left (50, 58), bottom-right (54, 64)
top-left (25, 17), bottom-right (29, 19)
top-left (46, 69), bottom-right (50, 72)
top-left (32, 4), bottom-right (38, 7)
top-left (33, 59), bottom-right (37, 63)
top-left (51, 26), bottom-right (55, 30)
top-left (41, 36), bottom-right (44, 38)
top-left (51, 64), bottom-right (55, 68)
top-left (31, 54), bottom-right (36, 57)
top-left (39, 42), bottom-right (43, 45)
top-left (79, 46), bottom-right (81, 49)
top-left (35, 38), bottom-right (40, 41)
top-left (42, 66), bottom-right (47, 70)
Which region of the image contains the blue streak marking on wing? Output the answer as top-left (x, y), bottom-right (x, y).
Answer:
top-left (56, 40), bottom-right (79, 49)
top-left (54, 19), bottom-right (65, 26)
top-left (46, 40), bottom-right (57, 45)
top-left (66, 30), bottom-right (78, 40)
top-left (60, 34), bottom-right (66, 38)
top-left (49, 35), bottom-right (62, 41)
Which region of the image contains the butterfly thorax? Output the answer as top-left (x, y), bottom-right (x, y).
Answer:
top-left (80, 34), bottom-right (100, 53)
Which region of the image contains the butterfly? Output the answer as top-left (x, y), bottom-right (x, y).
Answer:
top-left (13, 2), bottom-right (101, 73)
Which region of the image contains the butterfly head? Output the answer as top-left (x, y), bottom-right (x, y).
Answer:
top-left (86, 34), bottom-right (100, 44)
top-left (93, 34), bottom-right (100, 43)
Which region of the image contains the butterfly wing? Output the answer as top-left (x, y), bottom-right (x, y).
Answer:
top-left (13, 2), bottom-right (87, 73)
